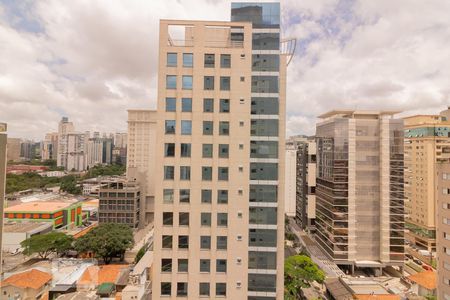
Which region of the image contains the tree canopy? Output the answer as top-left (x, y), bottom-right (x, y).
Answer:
top-left (284, 255), bottom-right (325, 299)
top-left (60, 175), bottom-right (82, 195)
top-left (74, 223), bottom-right (134, 264)
top-left (83, 164), bottom-right (126, 179)
top-left (21, 232), bottom-right (74, 259)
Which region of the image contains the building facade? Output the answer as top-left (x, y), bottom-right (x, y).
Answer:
top-left (126, 109), bottom-right (157, 227)
top-left (285, 145), bottom-right (297, 217)
top-left (315, 110), bottom-right (405, 274)
top-left (6, 137), bottom-right (21, 162)
top-left (404, 108), bottom-right (450, 252)
top-left (0, 123), bottom-right (7, 274)
top-left (41, 132), bottom-right (58, 161)
top-left (152, 3), bottom-right (286, 299)
top-left (57, 117), bottom-right (75, 167)
top-left (98, 179), bottom-right (140, 228)
top-left (437, 162), bottom-right (450, 299)
top-left (296, 138), bottom-right (317, 232)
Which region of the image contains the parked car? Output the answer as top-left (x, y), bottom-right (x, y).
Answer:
top-left (413, 258), bottom-right (422, 265)
top-left (405, 254), bottom-right (413, 260)
top-left (422, 264), bottom-right (433, 271)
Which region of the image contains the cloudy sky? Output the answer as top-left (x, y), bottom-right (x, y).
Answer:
top-left (1, 0), bottom-right (449, 140)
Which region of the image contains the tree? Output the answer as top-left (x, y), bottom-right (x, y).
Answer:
top-left (60, 175), bottom-right (82, 195)
top-left (74, 223), bottom-right (134, 264)
top-left (135, 243), bottom-right (148, 264)
top-left (284, 255), bottom-right (325, 299)
top-left (21, 232), bottom-right (73, 259)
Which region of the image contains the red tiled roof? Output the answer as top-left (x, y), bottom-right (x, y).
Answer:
top-left (1, 269), bottom-right (52, 290)
top-left (407, 270), bottom-right (437, 290)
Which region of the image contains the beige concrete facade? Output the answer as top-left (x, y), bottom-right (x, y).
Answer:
top-left (6, 137), bottom-right (20, 162)
top-left (437, 162), bottom-right (450, 299)
top-left (126, 110), bottom-right (157, 227)
top-left (152, 8), bottom-right (286, 299)
top-left (0, 123), bottom-right (7, 275)
top-left (315, 111), bottom-right (404, 274)
top-left (285, 147), bottom-right (297, 217)
top-left (404, 109), bottom-right (450, 252)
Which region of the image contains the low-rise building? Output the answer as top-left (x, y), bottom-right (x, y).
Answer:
top-left (407, 271), bottom-right (437, 297)
top-left (77, 264), bottom-right (129, 291)
top-left (1, 269), bottom-right (52, 300)
top-left (98, 179), bottom-right (140, 228)
top-left (122, 251), bottom-right (153, 300)
top-left (4, 201), bottom-right (82, 229)
top-left (2, 222), bottom-right (52, 252)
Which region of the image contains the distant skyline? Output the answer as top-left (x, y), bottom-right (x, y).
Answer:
top-left (1, 0), bottom-right (450, 140)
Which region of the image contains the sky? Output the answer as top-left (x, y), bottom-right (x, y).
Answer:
top-left (1, 0), bottom-right (450, 140)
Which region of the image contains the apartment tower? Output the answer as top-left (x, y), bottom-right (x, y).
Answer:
top-left (0, 123), bottom-right (7, 275)
top-left (404, 107), bottom-right (450, 252)
top-left (152, 2), bottom-right (287, 299)
top-left (437, 162), bottom-right (450, 299)
top-left (315, 110), bottom-right (405, 275)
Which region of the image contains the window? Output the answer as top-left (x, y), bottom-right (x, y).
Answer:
top-left (220, 76), bottom-right (230, 91)
top-left (203, 121), bottom-right (213, 135)
top-left (250, 207), bottom-right (277, 225)
top-left (161, 282), bottom-right (171, 296)
top-left (161, 259), bottom-right (172, 272)
top-left (216, 259), bottom-right (227, 273)
top-left (217, 236), bottom-right (227, 250)
top-left (165, 120), bottom-right (176, 134)
top-left (202, 144), bottom-right (213, 158)
top-left (182, 75), bottom-right (193, 90)
top-left (199, 283), bottom-right (210, 296)
top-left (217, 190), bottom-right (228, 204)
top-left (200, 236), bottom-right (211, 249)
top-left (200, 259), bottom-right (210, 272)
top-left (219, 121), bottom-right (229, 135)
top-left (180, 143), bottom-right (191, 157)
top-left (249, 251), bottom-right (277, 269)
top-left (163, 212), bottom-right (173, 226)
top-left (166, 75), bottom-right (176, 89)
top-left (165, 143), bottom-right (175, 157)
top-left (180, 166), bottom-right (191, 180)
top-left (178, 236), bottom-right (189, 249)
top-left (204, 76), bottom-right (214, 90)
top-left (217, 213), bottom-right (228, 227)
top-left (181, 120), bottom-right (192, 135)
top-left (180, 189), bottom-right (190, 203)
top-left (183, 53), bottom-right (193, 67)
top-left (220, 54), bottom-right (231, 68)
top-left (177, 282), bottom-right (188, 297)
top-left (167, 53), bottom-right (177, 66)
top-left (249, 229), bottom-right (277, 247)
top-left (201, 212), bottom-right (211, 226)
top-left (252, 54), bottom-right (279, 71)
top-left (178, 259), bottom-right (188, 272)
top-left (250, 185), bottom-right (277, 202)
top-left (164, 166), bottom-right (174, 180)
top-left (166, 97), bottom-right (176, 112)
top-left (218, 144), bottom-right (229, 158)
top-left (251, 75), bottom-right (278, 93)
top-left (202, 189), bottom-right (212, 203)
top-left (202, 166), bottom-right (212, 180)
top-left (248, 274), bottom-right (276, 292)
top-left (219, 99), bottom-right (230, 113)
top-left (252, 33), bottom-right (280, 50)
top-left (216, 283), bottom-right (226, 297)
top-left (218, 167), bottom-right (229, 181)
top-left (204, 54), bottom-right (215, 67)
top-left (203, 98), bottom-right (214, 112)
top-left (251, 119), bottom-right (278, 136)
top-left (162, 235), bottom-right (172, 248)
top-left (250, 163), bottom-right (278, 180)
top-left (182, 98), bottom-right (192, 112)
top-left (250, 141), bottom-right (278, 158)
top-left (163, 189), bottom-right (174, 203)
top-left (179, 212), bottom-right (189, 226)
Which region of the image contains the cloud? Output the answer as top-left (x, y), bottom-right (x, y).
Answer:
top-left (0, 0), bottom-right (449, 140)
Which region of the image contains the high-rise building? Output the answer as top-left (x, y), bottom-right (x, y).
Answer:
top-left (315, 110), bottom-right (405, 275)
top-left (41, 132), bottom-right (58, 161)
top-left (58, 133), bottom-right (86, 171)
top-left (57, 117), bottom-right (75, 168)
top-left (114, 133), bottom-right (128, 149)
top-left (437, 162), bottom-right (450, 299)
top-left (6, 138), bottom-right (21, 162)
top-left (404, 107), bottom-right (450, 252)
top-left (285, 144), bottom-right (297, 217)
top-left (296, 137), bottom-right (317, 233)
top-left (98, 179), bottom-right (141, 228)
top-left (86, 137), bottom-right (104, 168)
top-left (126, 110), bottom-right (157, 227)
top-left (152, 2), bottom-right (287, 299)
top-left (0, 122), bottom-right (7, 275)
top-left (20, 140), bottom-right (38, 160)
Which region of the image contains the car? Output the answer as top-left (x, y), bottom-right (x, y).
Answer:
top-left (405, 254), bottom-right (413, 260)
top-left (413, 258), bottom-right (422, 265)
top-left (422, 264), bottom-right (433, 271)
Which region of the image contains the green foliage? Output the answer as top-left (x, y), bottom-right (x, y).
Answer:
top-left (60, 175), bottom-right (82, 195)
top-left (285, 232), bottom-right (296, 241)
top-left (74, 223), bottom-right (134, 264)
top-left (83, 164), bottom-right (126, 180)
top-left (6, 172), bottom-right (61, 194)
top-left (284, 255), bottom-right (325, 299)
top-left (21, 232), bottom-right (74, 259)
top-left (425, 295), bottom-right (437, 300)
top-left (135, 243), bottom-right (148, 264)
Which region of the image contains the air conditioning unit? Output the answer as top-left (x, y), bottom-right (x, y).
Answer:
top-left (236, 257), bottom-right (242, 264)
top-left (236, 281), bottom-right (242, 288)
top-left (237, 235), bottom-right (243, 241)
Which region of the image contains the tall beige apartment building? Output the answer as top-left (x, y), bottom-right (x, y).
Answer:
top-left (437, 162), bottom-right (450, 299)
top-left (315, 110), bottom-right (405, 275)
top-left (404, 107), bottom-right (450, 252)
top-left (41, 132), bottom-right (58, 161)
top-left (126, 110), bottom-right (157, 227)
top-left (6, 137), bottom-right (20, 162)
top-left (152, 3), bottom-right (287, 299)
top-left (0, 123), bottom-right (7, 275)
